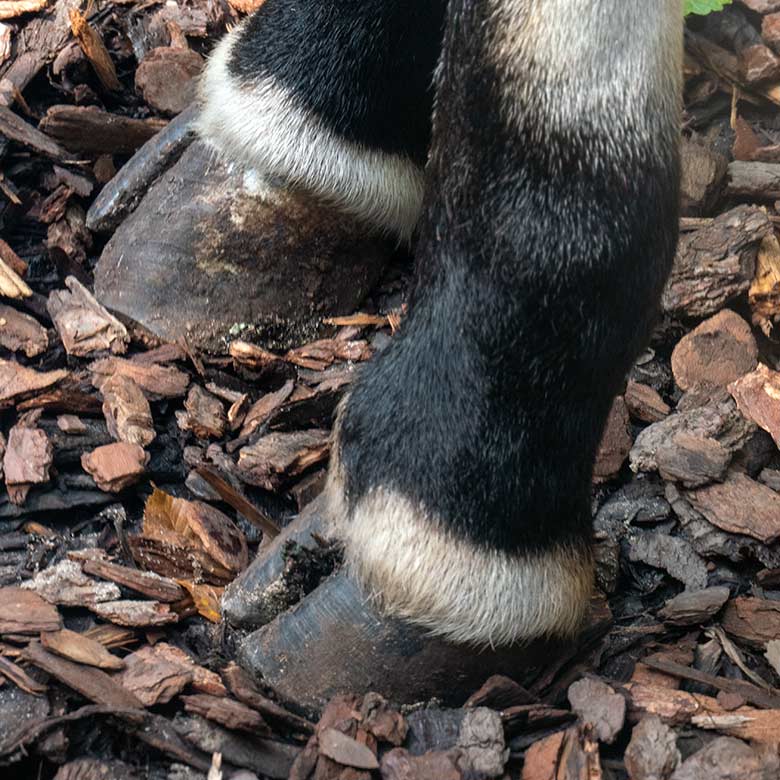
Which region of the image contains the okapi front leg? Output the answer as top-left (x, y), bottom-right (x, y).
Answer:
top-left (229, 0), bottom-right (683, 708)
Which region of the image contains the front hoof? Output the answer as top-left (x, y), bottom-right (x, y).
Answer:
top-left (237, 568), bottom-right (590, 713)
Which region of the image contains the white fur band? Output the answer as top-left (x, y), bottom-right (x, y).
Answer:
top-left (196, 26), bottom-right (426, 242)
top-left (327, 483), bottom-right (594, 648)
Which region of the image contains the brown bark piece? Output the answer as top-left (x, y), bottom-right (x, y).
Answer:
top-left (180, 694), bottom-right (271, 734)
top-left (222, 661), bottom-right (312, 733)
top-left (380, 748), bottom-right (461, 780)
top-left (71, 550), bottom-right (185, 602)
top-left (662, 206), bottom-right (771, 319)
top-left (146, 643), bottom-right (227, 696)
top-left (680, 136), bottom-right (727, 217)
top-left (656, 430), bottom-right (731, 488)
top-left (90, 599), bottom-right (177, 627)
top-left (57, 414), bottom-right (87, 434)
top-left (90, 357), bottom-right (189, 400)
top-left (658, 586), bottom-right (730, 627)
top-left (0, 0), bottom-right (47, 19)
top-left (135, 47), bottom-right (203, 116)
top-left (285, 338), bottom-right (372, 371)
top-left (763, 12), bottom-right (780, 53)
top-left (4, 422), bottom-right (53, 504)
top-left (670, 736), bottom-right (778, 780)
top-left (593, 395), bottom-right (632, 482)
top-left (68, 9), bottom-right (120, 91)
top-left (177, 385), bottom-right (225, 439)
top-left (21, 559), bottom-right (120, 606)
top-left (521, 731), bottom-right (566, 780)
top-left (237, 429), bottom-right (331, 490)
top-left (624, 381), bottom-right (670, 423)
top-left (465, 675), bottom-right (534, 710)
top-left (229, 340), bottom-right (282, 371)
top-left (319, 727), bottom-right (379, 770)
top-left (624, 716), bottom-right (680, 780)
top-left (739, 0), bottom-right (780, 13)
top-left (360, 692), bottom-right (408, 746)
top-left (23, 642), bottom-right (143, 712)
top-left (40, 105), bottom-right (166, 155)
top-left (117, 645), bottom-right (193, 706)
top-left (48, 276), bottom-right (129, 357)
top-left (101, 374), bottom-right (155, 447)
top-left (567, 678), bottom-right (626, 745)
top-left (52, 758), bottom-right (140, 780)
top-left (729, 363), bottom-right (780, 447)
top-left (0, 586), bottom-right (61, 634)
top-left (0, 304), bottom-right (47, 357)
top-left (630, 388), bottom-right (754, 480)
top-left (40, 628), bottom-right (124, 670)
top-left (740, 43), bottom-right (780, 83)
top-left (0, 105), bottom-right (68, 161)
top-left (0, 359), bottom-right (67, 405)
top-left (81, 442), bottom-right (149, 492)
top-left (671, 310), bottom-right (758, 391)
top-left (721, 596), bottom-right (780, 647)
top-left (239, 379), bottom-right (294, 438)
top-left (685, 471), bottom-right (780, 543)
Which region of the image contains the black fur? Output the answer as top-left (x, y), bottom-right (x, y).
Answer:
top-left (336, 2), bottom-right (680, 556)
top-left (229, 0), bottom-right (446, 164)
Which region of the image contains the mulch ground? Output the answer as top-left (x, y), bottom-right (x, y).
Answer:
top-left (4, 1), bottom-right (780, 779)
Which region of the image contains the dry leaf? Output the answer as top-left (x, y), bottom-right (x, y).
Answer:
top-left (178, 580), bottom-right (223, 623)
top-left (40, 628), bottom-right (124, 670)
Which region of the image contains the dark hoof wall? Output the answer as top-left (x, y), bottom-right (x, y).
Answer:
top-left (221, 495), bottom-right (330, 629)
top-left (94, 141), bottom-right (392, 352)
top-left (237, 568), bottom-right (568, 714)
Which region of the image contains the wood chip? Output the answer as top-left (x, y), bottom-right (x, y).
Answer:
top-left (3, 421), bottom-right (53, 504)
top-left (177, 385), bottom-right (225, 439)
top-left (521, 730), bottom-right (565, 780)
top-left (147, 643), bottom-right (226, 697)
top-left (23, 641), bottom-right (143, 710)
top-left (90, 357), bottom-right (189, 400)
top-left (722, 596), bottom-right (780, 648)
top-left (0, 105), bottom-right (68, 163)
top-left (48, 276), bottom-right (129, 356)
top-left (117, 644), bottom-right (193, 706)
top-left (239, 379), bottom-right (294, 439)
top-left (0, 304), bottom-right (48, 357)
top-left (568, 678), bottom-right (626, 744)
top-left (135, 46), bottom-right (203, 116)
top-left (593, 395), bottom-right (632, 482)
top-left (181, 694), bottom-right (271, 734)
top-left (685, 471), bottom-right (780, 544)
top-left (228, 340), bottom-right (282, 371)
top-left (624, 380), bottom-right (670, 423)
top-left (730, 363), bottom-right (780, 448)
top-left (0, 359), bottom-right (67, 406)
top-left (81, 442), bottom-right (149, 492)
top-left (658, 586), bottom-right (730, 626)
top-left (670, 736), bottom-right (778, 780)
top-left (68, 8), bottom-right (120, 91)
top-left (624, 716), bottom-right (680, 780)
top-left (40, 105), bottom-right (167, 155)
top-left (0, 0), bottom-right (47, 20)
top-left (237, 429), bottom-right (330, 491)
top-left (662, 206), bottom-right (771, 319)
top-left (90, 600), bottom-right (177, 628)
top-left (318, 727), bottom-right (379, 770)
top-left (0, 654), bottom-right (47, 695)
top-left (285, 338), bottom-right (371, 371)
top-left (70, 549), bottom-right (185, 602)
top-left (101, 374), bottom-right (155, 447)
top-left (40, 628), bottom-right (124, 671)
top-left (21, 560), bottom-right (120, 607)
top-left (671, 310), bottom-right (758, 391)
top-left (0, 587), bottom-right (61, 634)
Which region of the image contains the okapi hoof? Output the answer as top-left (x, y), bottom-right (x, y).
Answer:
top-left (93, 139), bottom-right (393, 353)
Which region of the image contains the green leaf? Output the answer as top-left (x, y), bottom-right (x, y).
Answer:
top-left (684, 0), bottom-right (732, 15)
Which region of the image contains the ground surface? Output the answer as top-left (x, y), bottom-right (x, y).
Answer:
top-left (3, 1), bottom-right (780, 779)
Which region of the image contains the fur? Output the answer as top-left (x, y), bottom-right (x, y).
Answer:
top-left (333, 487), bottom-right (594, 647)
top-left (197, 0), bottom-right (446, 240)
top-left (327, 0), bottom-right (682, 645)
